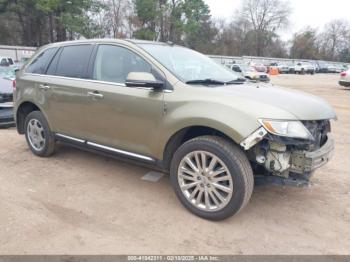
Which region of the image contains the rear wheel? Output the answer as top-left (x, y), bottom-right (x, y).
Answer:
top-left (170, 136), bottom-right (254, 221)
top-left (25, 111), bottom-right (56, 157)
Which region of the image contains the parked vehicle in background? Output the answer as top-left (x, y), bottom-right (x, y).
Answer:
top-left (334, 64), bottom-right (343, 73)
top-left (327, 64), bottom-right (337, 73)
top-left (0, 67), bottom-right (16, 101)
top-left (339, 69), bottom-right (350, 87)
top-left (286, 62), bottom-right (295, 74)
top-left (294, 62), bottom-right (315, 74)
top-left (269, 63), bottom-right (289, 74)
top-left (14, 39), bottom-right (336, 220)
top-left (0, 66), bottom-right (15, 127)
top-left (249, 62), bottom-right (267, 73)
top-left (0, 57), bottom-right (15, 67)
top-left (231, 64), bottom-right (270, 82)
top-left (309, 61), bottom-right (320, 73)
top-left (316, 61), bottom-right (329, 73)
top-left (0, 103), bottom-right (14, 127)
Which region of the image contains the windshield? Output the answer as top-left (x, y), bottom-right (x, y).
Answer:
top-left (139, 44), bottom-right (239, 84)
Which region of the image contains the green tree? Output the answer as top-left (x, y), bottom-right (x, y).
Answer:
top-left (133, 0), bottom-right (158, 40)
top-left (0, 0), bottom-right (104, 46)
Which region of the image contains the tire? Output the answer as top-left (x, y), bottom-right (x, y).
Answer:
top-left (24, 111), bottom-right (56, 157)
top-left (170, 135), bottom-right (254, 221)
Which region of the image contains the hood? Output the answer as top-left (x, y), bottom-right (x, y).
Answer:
top-left (216, 83), bottom-right (336, 121)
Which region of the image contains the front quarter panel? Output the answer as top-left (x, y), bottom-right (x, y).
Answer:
top-left (157, 85), bottom-right (261, 158)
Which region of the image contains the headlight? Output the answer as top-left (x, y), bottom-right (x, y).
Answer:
top-left (259, 119), bottom-right (314, 140)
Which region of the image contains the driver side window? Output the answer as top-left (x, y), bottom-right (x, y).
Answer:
top-left (93, 45), bottom-right (152, 84)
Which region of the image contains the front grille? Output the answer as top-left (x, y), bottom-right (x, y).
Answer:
top-left (302, 120), bottom-right (330, 150)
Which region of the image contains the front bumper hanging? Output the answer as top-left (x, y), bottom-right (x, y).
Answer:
top-left (290, 135), bottom-right (335, 174)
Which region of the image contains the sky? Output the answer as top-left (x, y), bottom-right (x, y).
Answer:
top-left (204, 0), bottom-right (350, 40)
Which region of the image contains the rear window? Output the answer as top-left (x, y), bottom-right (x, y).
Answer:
top-left (8, 58), bottom-right (14, 65)
top-left (26, 47), bottom-right (58, 74)
top-left (54, 45), bottom-right (93, 78)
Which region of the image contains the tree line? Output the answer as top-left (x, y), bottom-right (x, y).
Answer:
top-left (0, 0), bottom-right (349, 62)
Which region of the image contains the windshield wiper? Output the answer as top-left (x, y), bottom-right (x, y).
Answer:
top-left (225, 78), bottom-right (247, 85)
top-left (186, 79), bottom-right (225, 85)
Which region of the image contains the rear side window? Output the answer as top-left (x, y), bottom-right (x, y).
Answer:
top-left (54, 45), bottom-right (93, 78)
top-left (26, 47), bottom-right (58, 74)
top-left (0, 58), bottom-right (7, 66)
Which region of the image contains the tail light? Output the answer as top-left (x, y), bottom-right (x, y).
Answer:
top-left (12, 80), bottom-right (16, 90)
top-left (340, 72), bottom-right (347, 77)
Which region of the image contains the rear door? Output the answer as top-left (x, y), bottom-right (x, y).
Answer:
top-left (41, 44), bottom-right (94, 137)
top-left (83, 44), bottom-right (164, 159)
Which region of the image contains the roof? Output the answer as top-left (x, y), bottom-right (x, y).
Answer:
top-left (46, 38), bottom-right (171, 48)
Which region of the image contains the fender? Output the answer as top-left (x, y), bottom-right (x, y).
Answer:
top-left (156, 101), bottom-right (261, 159)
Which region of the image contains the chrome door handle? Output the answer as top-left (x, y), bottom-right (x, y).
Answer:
top-left (87, 91), bottom-right (104, 98)
top-left (39, 84), bottom-right (50, 90)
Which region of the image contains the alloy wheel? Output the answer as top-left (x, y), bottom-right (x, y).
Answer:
top-left (177, 150), bottom-right (234, 212)
top-left (27, 119), bottom-right (46, 151)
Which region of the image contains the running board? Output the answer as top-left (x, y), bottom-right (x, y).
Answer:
top-left (55, 133), bottom-right (155, 163)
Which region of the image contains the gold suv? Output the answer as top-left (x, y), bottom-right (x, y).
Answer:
top-left (15, 39), bottom-right (336, 220)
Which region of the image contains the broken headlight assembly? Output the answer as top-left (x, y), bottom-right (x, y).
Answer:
top-left (259, 119), bottom-right (314, 140)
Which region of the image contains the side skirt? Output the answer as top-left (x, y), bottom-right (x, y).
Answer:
top-left (54, 133), bottom-right (167, 173)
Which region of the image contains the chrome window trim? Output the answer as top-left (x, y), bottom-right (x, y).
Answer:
top-left (23, 73), bottom-right (174, 92)
top-left (23, 73), bottom-right (125, 87)
top-left (86, 141), bottom-right (155, 162)
top-left (55, 133), bottom-right (85, 143)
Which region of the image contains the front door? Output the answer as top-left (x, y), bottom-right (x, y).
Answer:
top-left (83, 44), bottom-right (164, 159)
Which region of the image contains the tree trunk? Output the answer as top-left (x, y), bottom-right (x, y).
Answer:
top-left (49, 13), bottom-right (54, 43)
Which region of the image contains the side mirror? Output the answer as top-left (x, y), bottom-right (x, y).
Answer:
top-left (126, 72), bottom-right (164, 90)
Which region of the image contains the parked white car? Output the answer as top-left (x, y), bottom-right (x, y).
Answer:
top-left (294, 62), bottom-right (315, 74)
top-left (339, 69), bottom-right (350, 87)
top-left (231, 64), bottom-right (270, 82)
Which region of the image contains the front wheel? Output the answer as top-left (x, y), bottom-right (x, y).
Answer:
top-left (24, 111), bottom-right (56, 157)
top-left (170, 136), bottom-right (254, 221)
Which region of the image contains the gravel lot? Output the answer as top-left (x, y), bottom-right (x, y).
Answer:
top-left (0, 74), bottom-right (349, 255)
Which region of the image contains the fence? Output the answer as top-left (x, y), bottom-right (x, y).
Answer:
top-left (208, 54), bottom-right (350, 68)
top-left (0, 45), bottom-right (37, 61)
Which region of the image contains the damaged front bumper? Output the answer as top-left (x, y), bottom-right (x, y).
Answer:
top-left (241, 125), bottom-right (335, 187)
top-left (290, 135), bottom-right (334, 174)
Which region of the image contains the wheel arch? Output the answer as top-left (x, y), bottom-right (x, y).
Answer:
top-left (16, 101), bottom-right (50, 134)
top-left (161, 125), bottom-right (238, 171)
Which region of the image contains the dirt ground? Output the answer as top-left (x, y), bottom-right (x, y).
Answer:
top-left (0, 74), bottom-right (349, 255)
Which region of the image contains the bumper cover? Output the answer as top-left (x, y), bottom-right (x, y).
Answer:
top-left (290, 135), bottom-right (334, 174)
top-left (0, 107), bottom-right (15, 127)
top-left (339, 80), bottom-right (350, 87)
